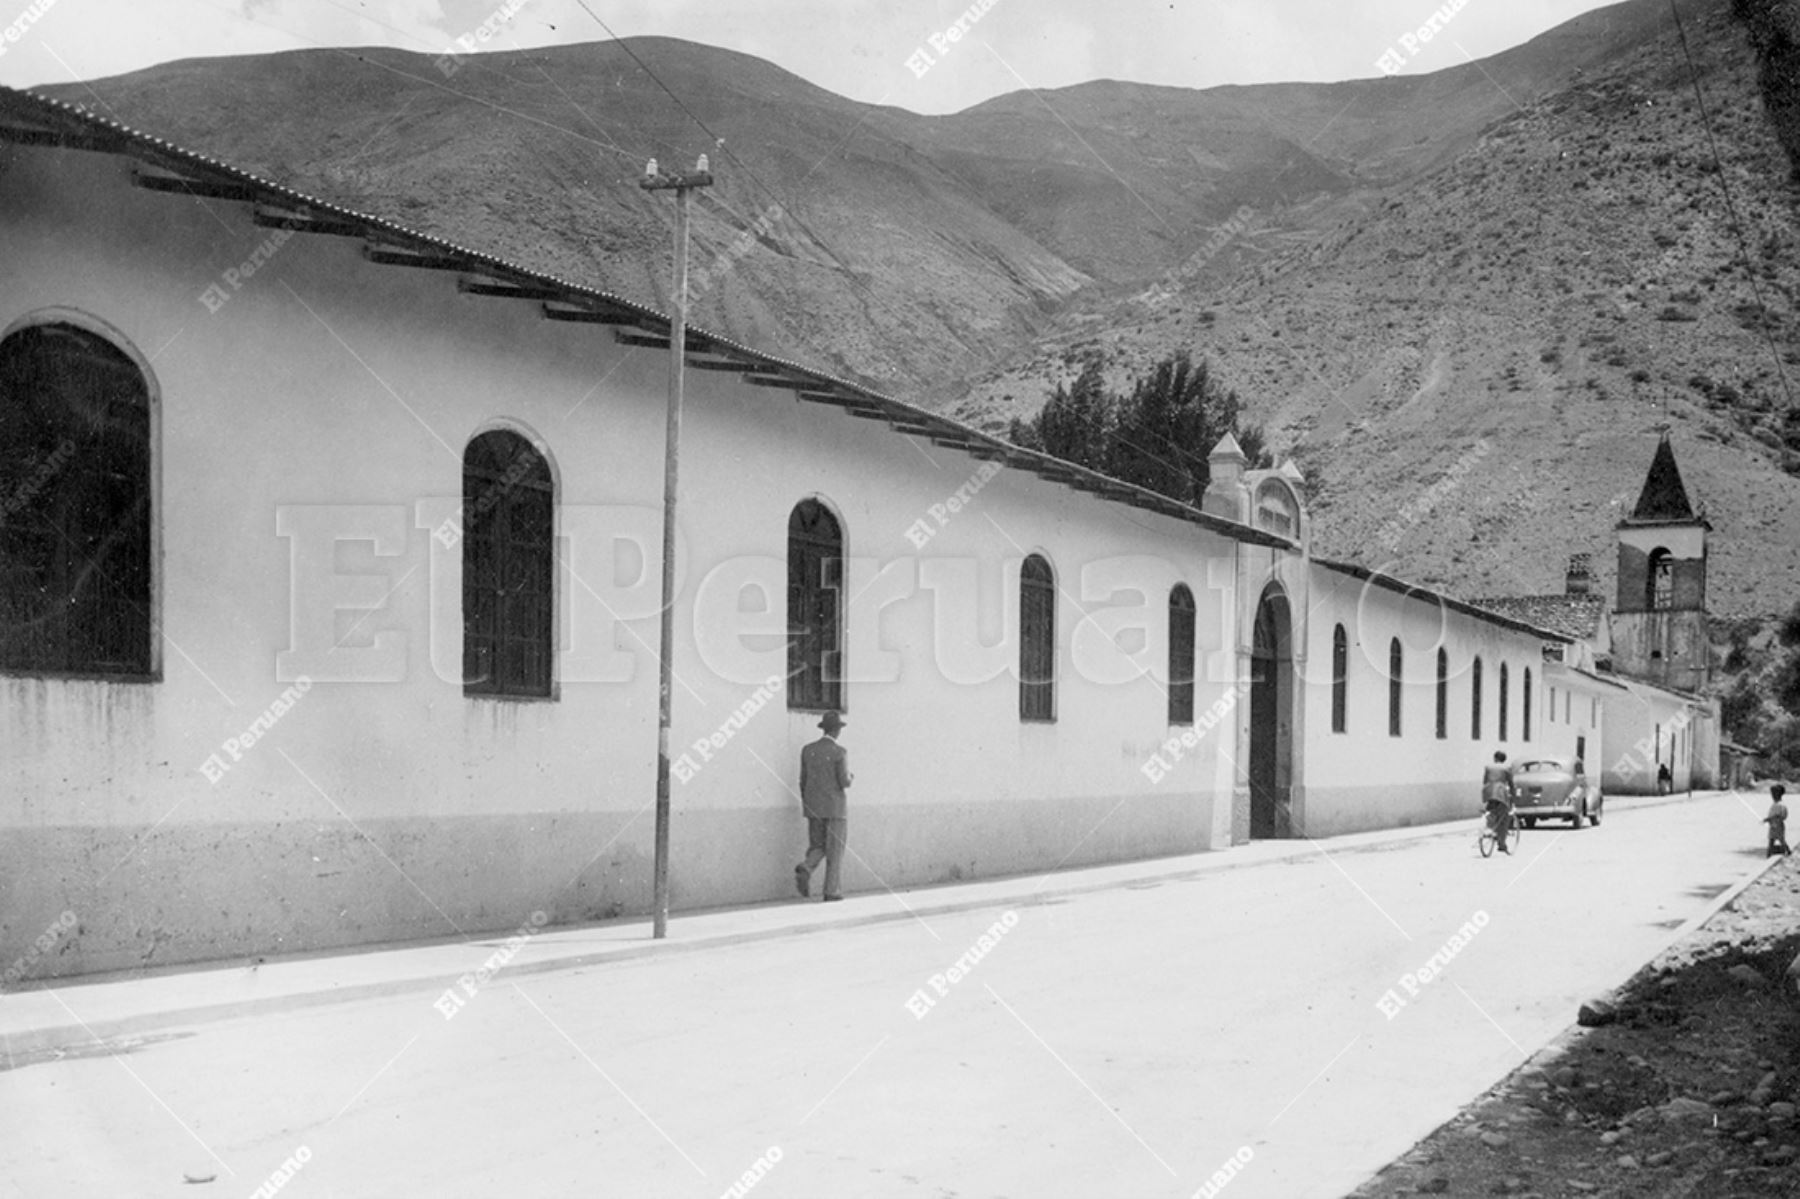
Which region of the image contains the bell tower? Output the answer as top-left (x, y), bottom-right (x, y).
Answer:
top-left (1612, 431), bottom-right (1710, 691)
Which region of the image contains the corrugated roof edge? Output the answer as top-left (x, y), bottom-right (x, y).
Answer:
top-left (1315, 557), bottom-right (1575, 644)
top-left (0, 85), bottom-right (1296, 552)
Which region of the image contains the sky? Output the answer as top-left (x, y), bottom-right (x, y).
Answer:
top-left (0, 0), bottom-right (1628, 114)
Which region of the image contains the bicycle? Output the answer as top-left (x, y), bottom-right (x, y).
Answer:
top-left (1478, 801), bottom-right (1523, 858)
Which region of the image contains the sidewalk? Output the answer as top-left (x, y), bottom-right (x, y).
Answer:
top-left (0, 789), bottom-right (1735, 1059)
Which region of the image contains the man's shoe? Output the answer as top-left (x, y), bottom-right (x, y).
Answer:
top-left (822, 895), bottom-right (843, 903)
top-left (794, 865), bottom-right (810, 898)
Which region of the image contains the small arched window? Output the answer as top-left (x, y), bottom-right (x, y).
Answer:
top-left (1168, 584), bottom-right (1196, 725)
top-left (1331, 624), bottom-right (1348, 734)
top-left (787, 499), bottom-right (844, 712)
top-left (0, 322), bottom-right (154, 678)
top-left (1020, 554), bottom-right (1056, 722)
top-left (1470, 657), bottom-right (1484, 740)
top-left (1648, 548), bottom-right (1673, 610)
top-left (1499, 662), bottom-right (1510, 741)
top-left (1435, 648), bottom-right (1449, 740)
top-left (1388, 637), bottom-right (1403, 737)
top-left (463, 430), bottom-right (554, 698)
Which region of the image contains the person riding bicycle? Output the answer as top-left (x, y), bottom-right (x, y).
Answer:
top-left (1482, 750), bottom-right (1515, 855)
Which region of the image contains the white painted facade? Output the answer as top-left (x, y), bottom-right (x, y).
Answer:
top-left (1296, 564), bottom-right (1553, 836)
top-left (1599, 677), bottom-right (1718, 795)
top-left (0, 96), bottom-right (1574, 981)
top-left (1539, 663), bottom-right (1615, 776)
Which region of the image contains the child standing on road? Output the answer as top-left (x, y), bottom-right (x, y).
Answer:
top-left (1765, 784), bottom-right (1790, 858)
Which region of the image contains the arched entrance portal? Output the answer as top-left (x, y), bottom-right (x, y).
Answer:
top-left (1249, 587), bottom-right (1294, 839)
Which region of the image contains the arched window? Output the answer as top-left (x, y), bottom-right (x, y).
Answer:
top-left (1470, 657), bottom-right (1483, 740)
top-left (1388, 637), bottom-right (1403, 737)
top-left (1648, 548), bottom-right (1673, 610)
top-left (0, 322), bottom-right (154, 678)
top-left (1019, 554), bottom-right (1055, 722)
top-left (1498, 662), bottom-right (1510, 741)
top-left (787, 499), bottom-right (843, 712)
top-left (1330, 624), bottom-right (1348, 734)
top-left (1435, 648), bottom-right (1449, 739)
top-left (1168, 584), bottom-right (1195, 725)
top-left (1523, 667), bottom-right (1533, 740)
top-left (463, 430), bottom-right (554, 698)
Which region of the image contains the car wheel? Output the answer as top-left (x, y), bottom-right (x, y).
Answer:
top-left (1522, 817), bottom-right (1537, 829)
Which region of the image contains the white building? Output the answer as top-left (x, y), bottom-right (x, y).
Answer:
top-left (0, 89), bottom-right (1574, 981)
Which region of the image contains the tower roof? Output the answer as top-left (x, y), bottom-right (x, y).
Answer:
top-left (1209, 432), bottom-right (1247, 463)
top-left (1625, 433), bottom-right (1701, 524)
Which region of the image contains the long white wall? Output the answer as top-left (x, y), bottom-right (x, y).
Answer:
top-left (0, 145), bottom-right (1244, 978)
top-left (1600, 680), bottom-right (1712, 794)
top-left (1297, 566), bottom-right (1552, 836)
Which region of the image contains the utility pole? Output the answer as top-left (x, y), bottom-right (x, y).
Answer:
top-left (641, 154), bottom-right (713, 940)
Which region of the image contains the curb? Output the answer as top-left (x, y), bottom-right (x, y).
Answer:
top-left (2, 794), bottom-right (1746, 1058)
top-left (1539, 849), bottom-right (1789, 1046)
top-left (1343, 839), bottom-right (1789, 1196)
top-left (1532, 853), bottom-right (1788, 1069)
top-left (1646, 847), bottom-right (1789, 956)
top-left (3, 819), bottom-right (1477, 1057)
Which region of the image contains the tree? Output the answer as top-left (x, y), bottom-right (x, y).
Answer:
top-left (1109, 353), bottom-right (1215, 503)
top-left (1008, 351), bottom-right (1271, 507)
top-left (1721, 676), bottom-right (1767, 744)
top-left (1033, 359), bottom-right (1111, 470)
top-left (1779, 597), bottom-right (1800, 648)
top-left (1237, 425), bottom-right (1272, 477)
top-left (1777, 653), bottom-right (1800, 714)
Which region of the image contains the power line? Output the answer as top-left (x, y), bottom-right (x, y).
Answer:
top-left (568, 1), bottom-right (905, 330)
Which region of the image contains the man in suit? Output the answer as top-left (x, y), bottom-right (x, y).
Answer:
top-left (796, 711), bottom-right (852, 902)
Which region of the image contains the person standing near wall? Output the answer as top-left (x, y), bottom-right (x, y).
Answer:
top-left (796, 712), bottom-right (852, 902)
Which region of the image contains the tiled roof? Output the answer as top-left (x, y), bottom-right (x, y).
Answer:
top-left (1466, 593), bottom-right (1608, 641)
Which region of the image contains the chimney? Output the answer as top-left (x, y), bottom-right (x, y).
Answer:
top-left (1565, 553), bottom-right (1592, 596)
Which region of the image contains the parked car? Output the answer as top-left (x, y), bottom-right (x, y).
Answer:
top-left (1510, 756), bottom-right (1602, 828)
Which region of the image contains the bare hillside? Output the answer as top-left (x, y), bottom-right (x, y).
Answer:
top-left (956, 0), bottom-right (1800, 618)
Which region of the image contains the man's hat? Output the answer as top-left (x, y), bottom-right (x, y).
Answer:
top-left (819, 711), bottom-right (845, 733)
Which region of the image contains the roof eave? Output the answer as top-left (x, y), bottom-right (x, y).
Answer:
top-left (1316, 559), bottom-right (1574, 643)
top-left (0, 85), bottom-right (1299, 552)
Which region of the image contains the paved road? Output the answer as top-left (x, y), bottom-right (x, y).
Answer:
top-left (1, 792), bottom-right (1772, 1199)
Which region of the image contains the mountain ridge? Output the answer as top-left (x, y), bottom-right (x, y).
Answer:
top-left (30, 0), bottom-right (1800, 619)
